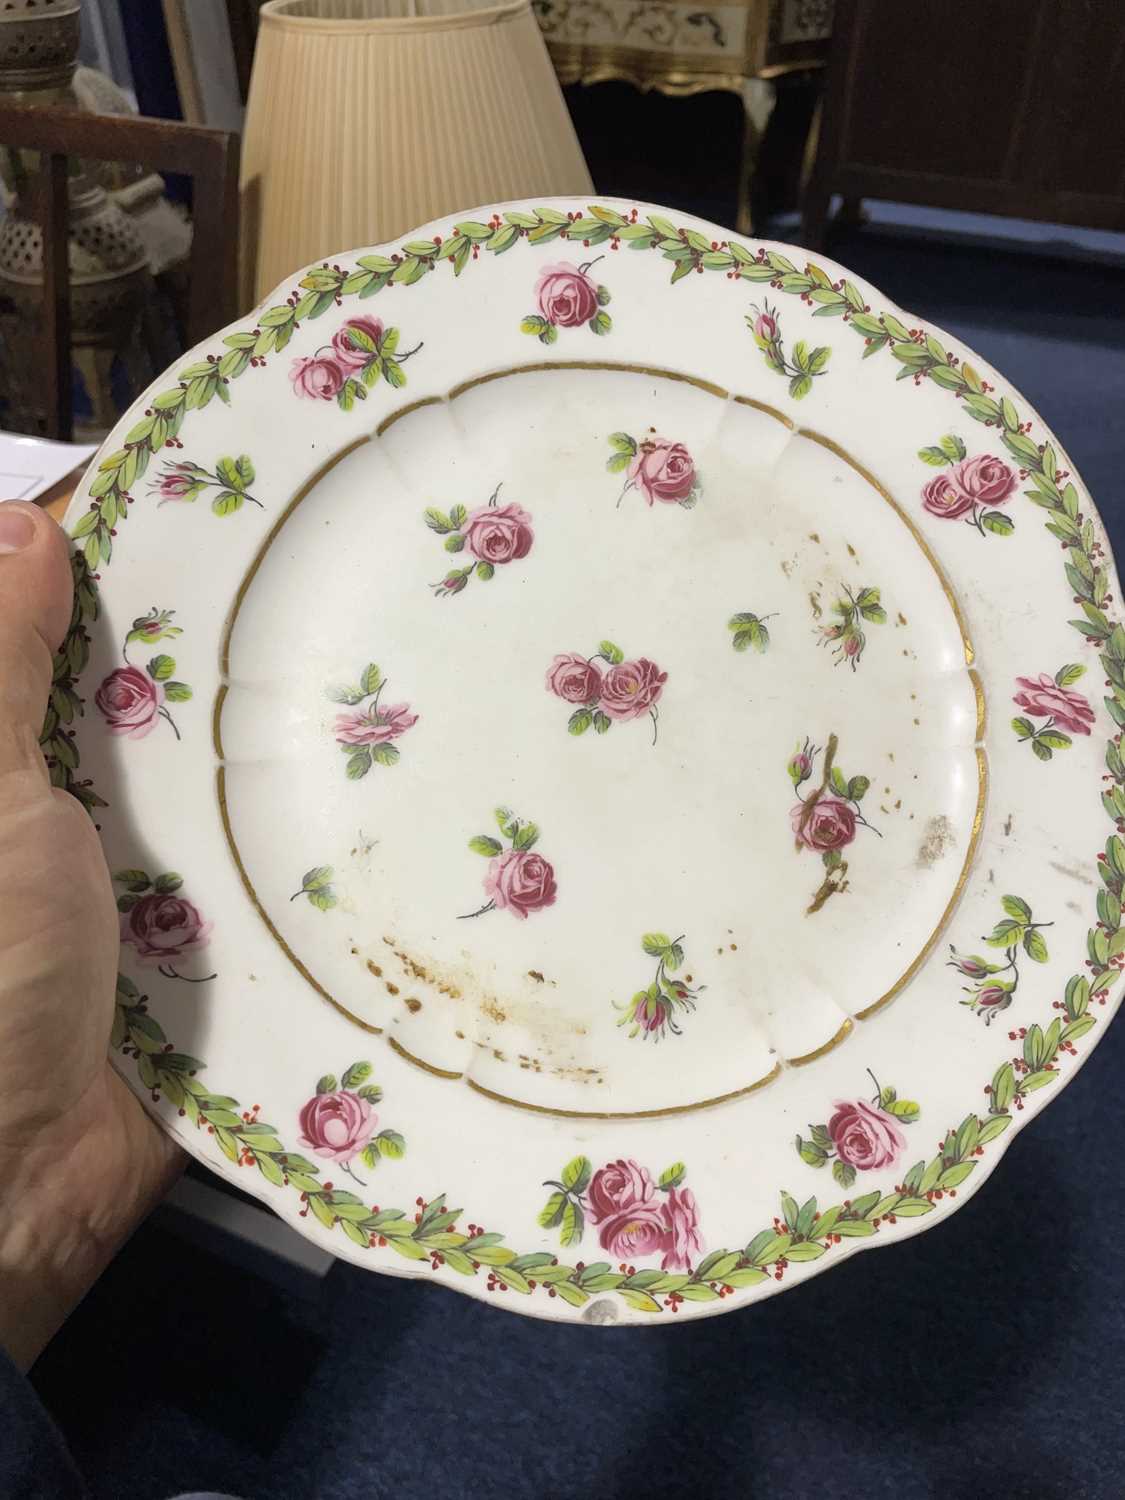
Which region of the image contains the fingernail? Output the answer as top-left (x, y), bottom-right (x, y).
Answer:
top-left (0, 506), bottom-right (34, 554)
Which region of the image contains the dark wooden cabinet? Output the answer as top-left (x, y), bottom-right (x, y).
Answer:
top-left (803, 0), bottom-right (1125, 244)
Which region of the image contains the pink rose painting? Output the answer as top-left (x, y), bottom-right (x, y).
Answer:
top-left (585, 1158), bottom-right (654, 1224)
top-left (540, 1156), bottom-right (705, 1279)
top-left (629, 440), bottom-right (697, 506)
top-left (522, 260), bottom-right (611, 342)
top-left (328, 661), bottom-right (416, 777)
top-left (795, 1069), bottom-right (918, 1188)
top-left (827, 1099), bottom-right (906, 1171)
top-left (462, 502), bottom-right (534, 566)
top-left (290, 315), bottom-right (420, 408)
top-left (585, 1158), bottom-right (668, 1261)
top-left (96, 665), bottom-right (161, 739)
top-left (949, 893), bottom-right (1051, 1024)
top-left (295, 1061), bottom-right (404, 1186)
top-left (594, 1203), bottom-right (668, 1261)
top-left (790, 794), bottom-right (856, 852)
top-left (921, 472), bottom-right (975, 521)
top-left (661, 1187), bottom-right (705, 1273)
top-left (463, 807), bottom-right (556, 921)
top-left (114, 868), bottom-right (213, 983)
top-left (426, 484), bottom-right (534, 596)
top-left (546, 640), bottom-right (666, 743)
top-left (484, 850), bottom-right (558, 920)
top-left (617, 932), bottom-right (704, 1041)
top-left (599, 659), bottom-right (667, 722)
top-left (96, 613), bottom-right (192, 742)
top-left (788, 734), bottom-right (880, 915)
top-left (331, 315), bottom-right (385, 371)
top-left (334, 703), bottom-right (417, 748)
top-left (290, 354), bottom-right (345, 401)
top-left (917, 434), bottom-right (1016, 538)
top-left (608, 430), bottom-right (701, 510)
top-left (299, 1089), bottom-right (373, 1163)
top-left (954, 454), bottom-right (1017, 506)
top-left (1012, 665), bottom-right (1094, 760)
top-left (537, 263), bottom-right (599, 326)
top-left (546, 653), bottom-right (603, 705)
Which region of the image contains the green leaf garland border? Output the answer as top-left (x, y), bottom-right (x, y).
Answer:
top-left (50, 201), bottom-right (1121, 1315)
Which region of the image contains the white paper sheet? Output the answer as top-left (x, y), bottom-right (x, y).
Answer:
top-left (0, 430), bottom-right (98, 504)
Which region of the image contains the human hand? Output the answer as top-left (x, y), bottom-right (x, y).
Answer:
top-left (0, 502), bottom-right (183, 1369)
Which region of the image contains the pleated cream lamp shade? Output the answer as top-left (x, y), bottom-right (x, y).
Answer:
top-left (239, 0), bottom-right (594, 303)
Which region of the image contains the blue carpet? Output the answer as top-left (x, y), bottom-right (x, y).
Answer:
top-left (31, 216), bottom-right (1125, 1500)
top-left (814, 212), bottom-right (1125, 513)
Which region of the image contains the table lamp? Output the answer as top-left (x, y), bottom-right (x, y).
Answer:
top-left (240, 0), bottom-right (595, 304)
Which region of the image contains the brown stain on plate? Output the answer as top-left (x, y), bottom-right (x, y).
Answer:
top-left (917, 815), bottom-right (956, 868)
top-left (382, 937), bottom-right (463, 999)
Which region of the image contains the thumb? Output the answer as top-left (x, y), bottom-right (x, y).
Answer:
top-left (0, 503), bottom-right (74, 796)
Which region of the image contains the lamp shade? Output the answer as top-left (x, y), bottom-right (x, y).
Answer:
top-left (240, 0), bottom-right (594, 302)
